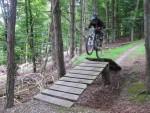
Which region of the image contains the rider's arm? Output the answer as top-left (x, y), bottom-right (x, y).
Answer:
top-left (88, 22), bottom-right (92, 28)
top-left (97, 19), bottom-right (105, 29)
top-left (88, 19), bottom-right (95, 28)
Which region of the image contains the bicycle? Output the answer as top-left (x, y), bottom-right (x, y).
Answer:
top-left (85, 27), bottom-right (104, 59)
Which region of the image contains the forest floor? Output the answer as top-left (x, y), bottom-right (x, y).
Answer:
top-left (1, 40), bottom-right (150, 113)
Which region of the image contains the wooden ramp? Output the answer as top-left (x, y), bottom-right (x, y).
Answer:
top-left (34, 60), bottom-right (109, 107)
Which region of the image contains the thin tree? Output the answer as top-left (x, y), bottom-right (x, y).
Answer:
top-left (49, 6), bottom-right (56, 69)
top-left (79, 0), bottom-right (83, 54)
top-left (105, 0), bottom-right (110, 43)
top-left (144, 0), bottom-right (150, 92)
top-left (81, 0), bottom-right (87, 52)
top-left (83, 0), bottom-right (87, 28)
top-left (93, 0), bottom-right (98, 14)
top-left (51, 0), bottom-right (66, 77)
top-left (131, 0), bottom-right (140, 41)
top-left (25, 0), bottom-right (29, 63)
top-left (28, 0), bottom-right (36, 72)
top-left (5, 0), bottom-right (17, 108)
top-left (112, 0), bottom-right (117, 42)
top-left (70, 0), bottom-right (75, 59)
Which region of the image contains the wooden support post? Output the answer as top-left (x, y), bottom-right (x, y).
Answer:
top-left (102, 64), bottom-right (110, 85)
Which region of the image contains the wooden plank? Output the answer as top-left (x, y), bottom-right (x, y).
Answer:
top-left (85, 61), bottom-right (108, 65)
top-left (41, 89), bottom-right (79, 101)
top-left (69, 70), bottom-right (100, 76)
top-left (83, 60), bottom-right (102, 64)
top-left (34, 94), bottom-right (74, 107)
top-left (81, 62), bottom-right (108, 67)
top-left (55, 81), bottom-right (87, 89)
top-left (49, 84), bottom-right (85, 95)
top-left (73, 66), bottom-right (103, 72)
top-left (79, 62), bottom-right (108, 68)
top-left (60, 77), bottom-right (93, 84)
top-left (65, 73), bottom-right (97, 80)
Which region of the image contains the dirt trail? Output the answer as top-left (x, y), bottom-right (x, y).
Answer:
top-left (2, 42), bottom-right (150, 113)
top-left (115, 45), bottom-right (140, 66)
top-left (110, 42), bottom-right (150, 113)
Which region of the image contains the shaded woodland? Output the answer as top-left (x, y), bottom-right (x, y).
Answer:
top-left (0, 0), bottom-right (149, 111)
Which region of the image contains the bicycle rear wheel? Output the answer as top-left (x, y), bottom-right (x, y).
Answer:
top-left (95, 35), bottom-right (103, 59)
top-left (96, 48), bottom-right (102, 59)
top-left (86, 36), bottom-right (94, 55)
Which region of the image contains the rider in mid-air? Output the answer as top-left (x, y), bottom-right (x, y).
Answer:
top-left (85, 14), bottom-right (106, 59)
top-left (88, 14), bottom-right (105, 32)
top-left (88, 14), bottom-right (105, 46)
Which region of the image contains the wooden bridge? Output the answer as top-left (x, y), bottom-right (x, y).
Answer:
top-left (34, 59), bottom-right (121, 107)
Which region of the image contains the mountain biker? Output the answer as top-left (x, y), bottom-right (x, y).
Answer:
top-left (85, 14), bottom-right (105, 59)
top-left (88, 14), bottom-right (105, 35)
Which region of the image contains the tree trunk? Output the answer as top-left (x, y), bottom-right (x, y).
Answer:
top-left (40, 43), bottom-right (50, 74)
top-left (70, 0), bottom-right (75, 59)
top-left (85, 0), bottom-right (87, 24)
top-left (5, 0), bottom-right (17, 108)
top-left (93, 0), bottom-right (98, 14)
top-left (144, 0), bottom-right (150, 92)
top-left (130, 0), bottom-right (140, 41)
top-left (79, 0), bottom-right (83, 55)
top-left (116, 0), bottom-right (120, 39)
top-left (131, 27), bottom-right (134, 41)
top-left (82, 0), bottom-right (87, 51)
top-left (4, 19), bottom-right (7, 42)
top-left (49, 10), bottom-right (57, 69)
top-left (25, 0), bottom-right (29, 63)
top-left (105, 0), bottom-right (110, 43)
top-left (51, 0), bottom-right (66, 77)
top-left (112, 0), bottom-right (117, 42)
top-left (28, 0), bottom-right (36, 72)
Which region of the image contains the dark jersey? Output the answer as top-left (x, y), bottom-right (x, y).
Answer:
top-left (88, 18), bottom-right (105, 29)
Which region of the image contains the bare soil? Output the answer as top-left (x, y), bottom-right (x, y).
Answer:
top-left (76, 56), bottom-right (150, 113)
top-left (3, 55), bottom-right (149, 113)
top-left (1, 40), bottom-right (150, 113)
top-left (76, 70), bottom-right (122, 110)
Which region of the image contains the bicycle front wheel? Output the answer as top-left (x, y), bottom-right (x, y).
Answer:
top-left (95, 35), bottom-right (103, 59)
top-left (86, 36), bottom-right (94, 55)
top-left (96, 48), bottom-right (102, 59)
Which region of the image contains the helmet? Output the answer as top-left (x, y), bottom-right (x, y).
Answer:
top-left (90, 14), bottom-right (97, 20)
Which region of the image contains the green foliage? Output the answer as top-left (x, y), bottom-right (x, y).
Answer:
top-left (135, 45), bottom-right (145, 55)
top-left (0, 0), bottom-right (144, 65)
top-left (117, 0), bottom-right (144, 37)
top-left (73, 53), bottom-right (87, 65)
top-left (87, 41), bottom-right (141, 59)
top-left (128, 82), bottom-right (146, 94)
top-left (128, 42), bottom-right (145, 60)
top-left (128, 82), bottom-right (150, 103)
top-left (73, 40), bottom-right (141, 65)
top-left (0, 49), bottom-right (6, 64)
top-left (14, 0), bottom-right (49, 62)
